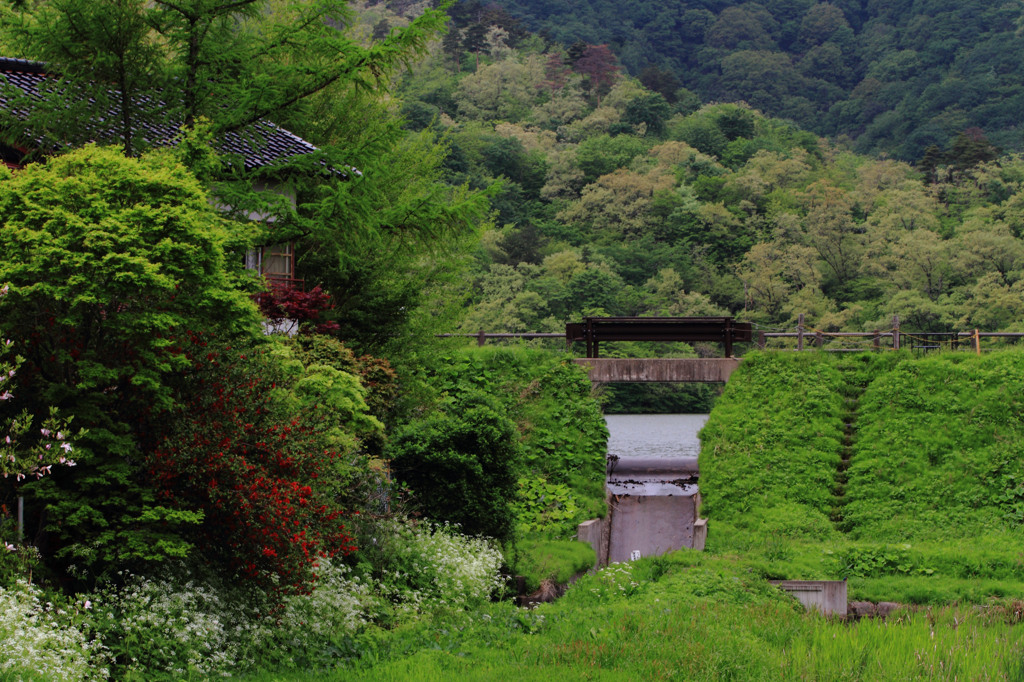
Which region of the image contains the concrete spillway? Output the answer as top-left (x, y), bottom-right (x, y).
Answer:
top-left (579, 455), bottom-right (706, 566)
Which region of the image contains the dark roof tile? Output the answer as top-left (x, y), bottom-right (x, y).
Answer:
top-left (0, 57), bottom-right (329, 173)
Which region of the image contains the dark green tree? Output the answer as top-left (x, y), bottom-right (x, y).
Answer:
top-left (638, 65), bottom-right (682, 103)
top-left (948, 128), bottom-right (1000, 173)
top-left (389, 391), bottom-right (521, 542)
top-left (624, 93), bottom-right (673, 137)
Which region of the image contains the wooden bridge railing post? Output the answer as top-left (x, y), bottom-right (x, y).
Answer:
top-left (797, 313), bottom-right (805, 351)
top-left (892, 315), bottom-right (900, 350)
top-left (758, 331), bottom-right (766, 350)
top-left (477, 330), bottom-right (486, 346)
top-left (873, 330), bottom-right (880, 351)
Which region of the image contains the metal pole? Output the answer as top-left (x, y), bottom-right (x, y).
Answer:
top-left (17, 496), bottom-right (23, 542)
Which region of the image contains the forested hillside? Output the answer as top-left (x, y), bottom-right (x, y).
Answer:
top-left (446, 0), bottom-right (1024, 161)
top-left (354, 1), bottom-right (1024, 339)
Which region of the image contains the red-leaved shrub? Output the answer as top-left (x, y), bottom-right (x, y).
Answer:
top-left (150, 332), bottom-right (356, 595)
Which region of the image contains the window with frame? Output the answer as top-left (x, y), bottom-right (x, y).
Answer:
top-left (260, 242), bottom-right (294, 280)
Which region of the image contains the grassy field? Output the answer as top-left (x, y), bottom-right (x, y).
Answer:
top-left (248, 553), bottom-right (1024, 681)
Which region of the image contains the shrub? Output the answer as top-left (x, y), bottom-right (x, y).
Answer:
top-left (388, 389), bottom-right (521, 542)
top-left (364, 520), bottom-right (505, 619)
top-left (419, 347), bottom-right (608, 538)
top-left (0, 581), bottom-right (108, 681)
top-left (149, 334), bottom-right (378, 595)
top-left (92, 571), bottom-right (259, 678)
top-left (0, 146), bottom-right (262, 578)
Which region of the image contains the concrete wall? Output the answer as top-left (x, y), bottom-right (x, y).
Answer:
top-left (606, 495), bottom-right (697, 563)
top-left (573, 358), bottom-right (740, 383)
top-left (769, 580), bottom-right (848, 616)
top-left (576, 517), bottom-right (609, 570)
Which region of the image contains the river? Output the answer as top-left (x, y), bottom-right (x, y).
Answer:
top-left (603, 414), bottom-right (709, 460)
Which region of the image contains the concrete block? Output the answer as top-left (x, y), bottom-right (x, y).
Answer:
top-left (693, 518), bottom-right (707, 551)
top-left (607, 495), bottom-right (697, 563)
top-left (770, 580), bottom-right (847, 616)
top-left (576, 518), bottom-right (608, 569)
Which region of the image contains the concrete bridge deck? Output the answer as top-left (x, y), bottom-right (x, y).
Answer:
top-left (573, 357), bottom-right (741, 383)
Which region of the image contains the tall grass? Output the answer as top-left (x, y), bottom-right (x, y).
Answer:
top-left (314, 554), bottom-right (1024, 681)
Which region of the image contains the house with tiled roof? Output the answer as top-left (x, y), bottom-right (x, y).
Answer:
top-left (0, 56), bottom-right (335, 291)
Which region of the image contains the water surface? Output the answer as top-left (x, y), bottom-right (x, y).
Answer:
top-left (604, 414), bottom-right (709, 460)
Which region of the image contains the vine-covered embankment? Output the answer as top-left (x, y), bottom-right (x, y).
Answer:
top-left (701, 349), bottom-right (1024, 604)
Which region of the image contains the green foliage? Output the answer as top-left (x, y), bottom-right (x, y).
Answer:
top-left (623, 93), bottom-right (673, 137)
top-left (700, 351), bottom-right (845, 522)
top-left (0, 146), bottom-right (262, 580)
top-left (388, 390), bottom-right (521, 543)
top-left (478, 0), bottom-right (1024, 161)
top-left (574, 134), bottom-right (649, 183)
top-left (2, 0), bottom-right (449, 151)
top-left (0, 337), bottom-right (80, 483)
top-left (1, 0), bottom-right (494, 367)
top-left (601, 382), bottom-right (719, 414)
top-left (703, 349), bottom-right (1024, 604)
top-left (382, 8), bottom-right (1024, 349)
top-left (392, 347), bottom-right (607, 540)
top-left (511, 477), bottom-right (580, 535)
top-left (844, 350), bottom-right (1024, 541)
top-left (290, 334), bottom-right (399, 452)
top-left (511, 539), bottom-right (594, 593)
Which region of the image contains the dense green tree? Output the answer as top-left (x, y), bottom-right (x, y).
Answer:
top-left (638, 65), bottom-right (681, 103)
top-left (388, 390), bottom-right (521, 542)
top-left (705, 5), bottom-right (779, 51)
top-left (478, 0), bottom-right (1024, 160)
top-left (574, 133), bottom-right (649, 182)
top-left (623, 92), bottom-right (673, 137)
top-left (0, 146), bottom-right (262, 576)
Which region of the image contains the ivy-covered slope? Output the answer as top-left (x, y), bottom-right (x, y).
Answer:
top-left (700, 349), bottom-right (1024, 603)
top-left (845, 351), bottom-right (1024, 541)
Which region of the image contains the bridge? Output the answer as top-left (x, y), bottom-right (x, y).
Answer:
top-left (566, 316), bottom-right (751, 384)
top-left (441, 315), bottom-right (1024, 386)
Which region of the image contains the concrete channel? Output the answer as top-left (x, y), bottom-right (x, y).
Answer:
top-left (577, 454), bottom-right (707, 566)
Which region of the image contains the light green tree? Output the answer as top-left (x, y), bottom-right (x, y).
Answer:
top-left (0, 146), bottom-right (261, 571)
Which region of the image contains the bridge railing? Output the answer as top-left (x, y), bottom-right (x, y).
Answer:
top-left (439, 316), bottom-right (1024, 354)
top-left (758, 314), bottom-right (1024, 353)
